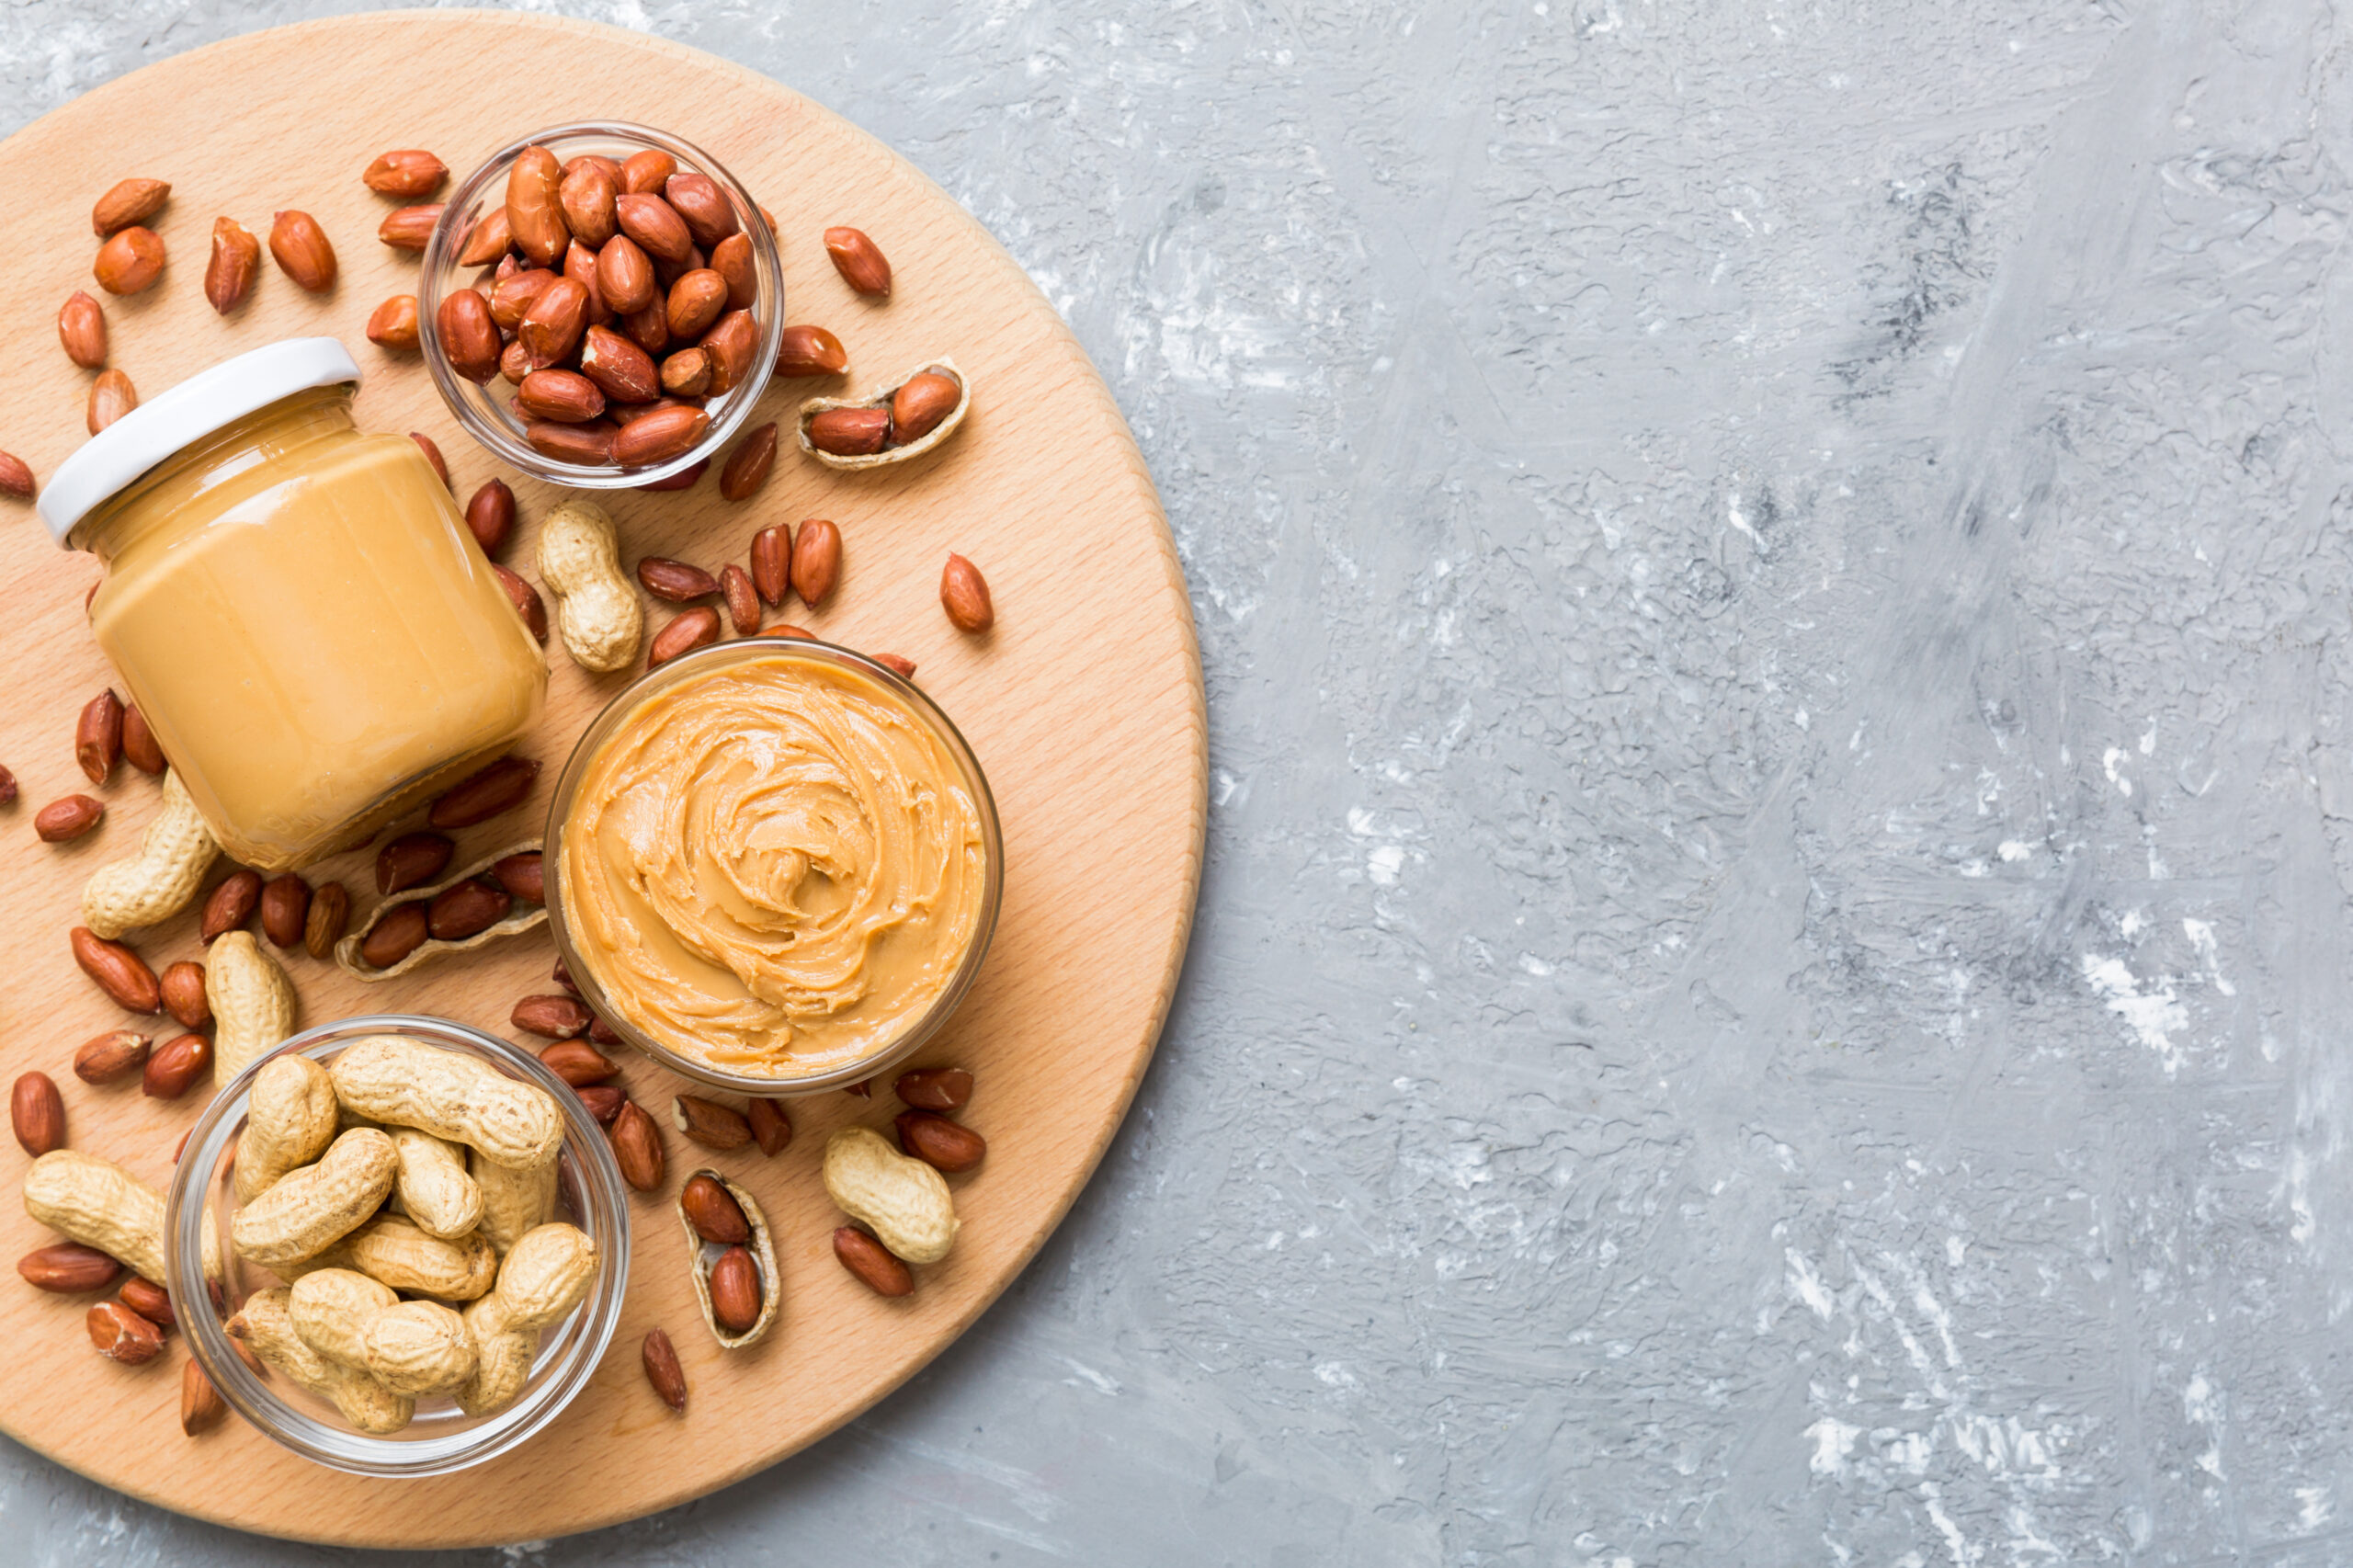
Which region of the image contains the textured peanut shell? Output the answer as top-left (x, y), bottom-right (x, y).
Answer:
top-left (795, 357), bottom-right (968, 471)
top-left (537, 498), bottom-right (643, 672)
top-left (231, 1285), bottom-right (412, 1435)
top-left (328, 1036), bottom-right (563, 1170)
top-left (80, 768), bottom-right (220, 937)
top-left (22, 1148), bottom-right (219, 1283)
top-left (233, 1054), bottom-right (338, 1202)
top-left (360, 1299), bottom-right (478, 1396)
top-left (335, 841), bottom-right (547, 981)
top-left (494, 1221), bottom-right (598, 1330)
top-left (208, 931), bottom-right (298, 1077)
top-left (450, 1221), bottom-right (595, 1416)
top-left (453, 1303), bottom-right (539, 1419)
top-left (288, 1266), bottom-right (396, 1368)
top-left (391, 1129), bottom-right (483, 1240)
top-left (822, 1126), bottom-right (960, 1264)
top-left (340, 1215), bottom-right (498, 1301)
top-left (471, 1146), bottom-right (557, 1254)
top-left (678, 1170), bottom-right (779, 1348)
top-left (231, 1128), bottom-right (398, 1267)
top-left (267, 1241), bottom-right (350, 1285)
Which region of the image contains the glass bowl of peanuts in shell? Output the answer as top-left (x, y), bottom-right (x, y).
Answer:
top-left (415, 120), bottom-right (785, 488)
top-left (166, 1015), bottom-right (631, 1475)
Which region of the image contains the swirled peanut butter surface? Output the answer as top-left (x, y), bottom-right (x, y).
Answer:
top-left (561, 654), bottom-right (989, 1078)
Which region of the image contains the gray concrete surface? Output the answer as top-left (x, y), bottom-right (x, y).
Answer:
top-left (0, 0), bottom-right (2344, 1562)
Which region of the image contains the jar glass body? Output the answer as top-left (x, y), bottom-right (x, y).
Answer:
top-left (80, 386), bottom-right (545, 870)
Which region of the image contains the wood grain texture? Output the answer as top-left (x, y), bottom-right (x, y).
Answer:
top-left (0, 10), bottom-right (1202, 1548)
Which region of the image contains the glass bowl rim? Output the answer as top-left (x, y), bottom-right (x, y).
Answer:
top-left (164, 1013), bottom-right (633, 1477)
top-left (542, 637), bottom-right (1006, 1096)
top-left (415, 119), bottom-right (785, 489)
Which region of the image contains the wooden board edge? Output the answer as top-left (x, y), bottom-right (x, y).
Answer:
top-left (0, 9), bottom-right (1211, 1544)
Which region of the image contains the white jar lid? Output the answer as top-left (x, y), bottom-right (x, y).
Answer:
top-left (38, 337), bottom-right (364, 548)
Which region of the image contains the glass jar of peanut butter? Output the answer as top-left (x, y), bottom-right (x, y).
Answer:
top-left (39, 339), bottom-right (546, 871)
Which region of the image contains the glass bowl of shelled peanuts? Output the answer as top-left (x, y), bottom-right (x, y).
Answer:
top-left (416, 120), bottom-right (784, 489)
top-left (165, 1015), bottom-right (631, 1476)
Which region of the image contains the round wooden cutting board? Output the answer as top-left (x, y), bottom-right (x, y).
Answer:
top-left (0, 11), bottom-right (1202, 1549)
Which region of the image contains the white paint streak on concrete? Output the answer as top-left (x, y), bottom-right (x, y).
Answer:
top-left (2081, 955), bottom-right (2188, 1074)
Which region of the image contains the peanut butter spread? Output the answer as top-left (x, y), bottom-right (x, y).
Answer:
top-left (560, 653), bottom-right (988, 1077)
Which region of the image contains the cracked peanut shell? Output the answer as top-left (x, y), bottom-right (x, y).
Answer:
top-left (335, 841), bottom-right (546, 980)
top-left (678, 1168), bottom-right (779, 1348)
top-left (795, 357), bottom-right (969, 471)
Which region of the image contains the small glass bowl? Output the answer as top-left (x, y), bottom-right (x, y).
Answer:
top-left (544, 638), bottom-right (1005, 1096)
top-left (165, 1016), bottom-right (632, 1477)
top-left (416, 120), bottom-right (785, 488)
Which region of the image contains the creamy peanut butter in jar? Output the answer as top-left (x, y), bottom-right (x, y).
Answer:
top-left (40, 340), bottom-right (546, 870)
top-left (551, 644), bottom-right (999, 1090)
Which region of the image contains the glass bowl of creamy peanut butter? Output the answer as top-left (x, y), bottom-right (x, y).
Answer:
top-left (544, 640), bottom-right (1002, 1094)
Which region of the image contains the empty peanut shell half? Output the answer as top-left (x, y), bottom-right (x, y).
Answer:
top-left (795, 358), bottom-right (969, 472)
top-left (335, 841), bottom-right (546, 981)
top-left (677, 1167), bottom-right (779, 1349)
